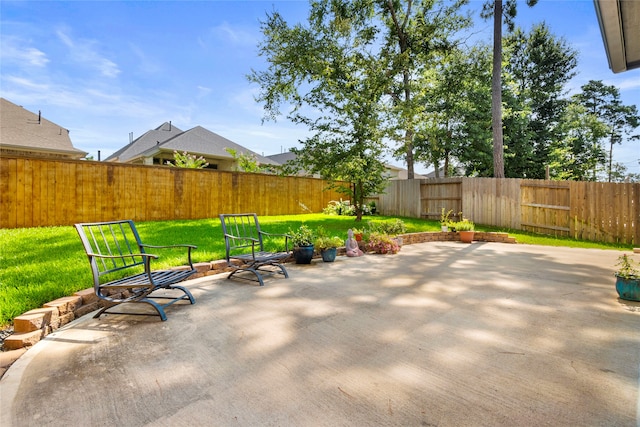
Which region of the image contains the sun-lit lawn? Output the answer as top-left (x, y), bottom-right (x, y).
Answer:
top-left (0, 213), bottom-right (632, 328)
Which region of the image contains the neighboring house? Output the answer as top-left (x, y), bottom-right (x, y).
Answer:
top-left (421, 165), bottom-right (464, 179)
top-left (0, 98), bottom-right (87, 160)
top-left (384, 163), bottom-right (427, 180)
top-left (266, 151), bottom-right (319, 177)
top-left (105, 122), bottom-right (278, 171)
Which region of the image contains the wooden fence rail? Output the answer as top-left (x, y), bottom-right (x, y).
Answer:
top-left (0, 156), bottom-right (343, 228)
top-left (376, 177), bottom-right (639, 245)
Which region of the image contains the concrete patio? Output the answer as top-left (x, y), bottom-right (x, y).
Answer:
top-left (1, 241), bottom-right (639, 426)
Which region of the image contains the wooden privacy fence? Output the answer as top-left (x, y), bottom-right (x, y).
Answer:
top-left (0, 156), bottom-right (343, 228)
top-left (376, 177), bottom-right (639, 245)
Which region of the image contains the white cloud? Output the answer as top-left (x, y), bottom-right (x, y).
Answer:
top-left (0, 36), bottom-right (49, 67)
top-left (197, 86), bottom-right (212, 98)
top-left (55, 27), bottom-right (120, 78)
top-left (4, 75), bottom-right (50, 91)
top-left (211, 21), bottom-right (258, 46)
top-left (615, 76), bottom-right (640, 91)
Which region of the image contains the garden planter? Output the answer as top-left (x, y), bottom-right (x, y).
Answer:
top-left (615, 276), bottom-right (640, 301)
top-left (320, 248), bottom-right (337, 262)
top-left (459, 231), bottom-right (474, 243)
top-left (293, 245), bottom-right (315, 264)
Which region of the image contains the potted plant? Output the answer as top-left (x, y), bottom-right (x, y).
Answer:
top-left (365, 232), bottom-right (401, 254)
top-left (351, 227), bottom-right (365, 242)
top-left (371, 218), bottom-right (406, 247)
top-left (440, 208), bottom-right (454, 232)
top-left (452, 218), bottom-right (475, 243)
top-left (288, 225), bottom-right (315, 264)
top-left (614, 254), bottom-right (640, 301)
top-left (314, 234), bottom-right (344, 262)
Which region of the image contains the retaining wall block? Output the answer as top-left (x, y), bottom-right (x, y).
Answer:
top-left (74, 288), bottom-right (98, 305)
top-left (3, 330), bottom-right (43, 350)
top-left (43, 296), bottom-right (83, 316)
top-left (13, 307), bottom-right (56, 333)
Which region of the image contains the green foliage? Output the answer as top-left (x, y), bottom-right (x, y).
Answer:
top-left (615, 254), bottom-right (639, 280)
top-left (365, 232), bottom-right (401, 254)
top-left (224, 147), bottom-right (262, 173)
top-left (572, 80), bottom-right (640, 182)
top-left (451, 218), bottom-right (475, 231)
top-left (166, 150), bottom-right (209, 169)
top-left (288, 224), bottom-right (315, 247)
top-left (549, 102), bottom-right (608, 181)
top-left (481, 0), bottom-right (539, 178)
top-left (440, 208), bottom-right (454, 225)
top-left (502, 23), bottom-right (578, 179)
top-left (314, 226), bottom-right (344, 250)
top-left (249, 0), bottom-right (471, 216)
top-left (368, 218), bottom-right (406, 236)
top-left (323, 199), bottom-right (356, 216)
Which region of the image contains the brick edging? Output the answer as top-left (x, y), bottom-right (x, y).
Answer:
top-left (2, 231), bottom-right (515, 351)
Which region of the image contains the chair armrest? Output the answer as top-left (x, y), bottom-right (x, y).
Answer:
top-left (139, 244), bottom-right (197, 250)
top-left (223, 234), bottom-right (259, 243)
top-left (139, 243), bottom-right (196, 269)
top-left (259, 231), bottom-right (291, 252)
top-left (87, 252), bottom-right (159, 260)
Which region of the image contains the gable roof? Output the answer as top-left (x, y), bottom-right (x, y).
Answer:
top-left (0, 98), bottom-right (87, 159)
top-left (106, 122), bottom-right (277, 165)
top-left (105, 121), bottom-right (183, 162)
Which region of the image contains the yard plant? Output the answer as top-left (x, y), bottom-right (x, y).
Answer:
top-left (0, 214), bottom-right (633, 328)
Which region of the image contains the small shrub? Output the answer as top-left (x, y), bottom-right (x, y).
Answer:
top-left (288, 225), bottom-right (315, 247)
top-left (370, 219), bottom-right (406, 236)
top-left (166, 150), bottom-right (209, 169)
top-left (615, 254), bottom-right (639, 279)
top-left (451, 219), bottom-right (474, 231)
top-left (323, 199), bottom-right (355, 216)
top-left (365, 232), bottom-right (401, 254)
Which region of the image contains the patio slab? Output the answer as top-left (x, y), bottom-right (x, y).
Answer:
top-left (1, 241), bottom-right (639, 426)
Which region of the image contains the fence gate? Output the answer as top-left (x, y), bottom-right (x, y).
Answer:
top-left (520, 180), bottom-right (571, 237)
top-left (420, 178), bottom-right (462, 221)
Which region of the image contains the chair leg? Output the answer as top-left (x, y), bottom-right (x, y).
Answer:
top-left (227, 268), bottom-right (265, 286)
top-left (93, 300), bottom-right (168, 321)
top-left (168, 285), bottom-right (196, 304)
top-left (275, 263), bottom-right (289, 278)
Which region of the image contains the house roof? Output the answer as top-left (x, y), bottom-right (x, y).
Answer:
top-left (594, 0), bottom-right (640, 73)
top-left (385, 163), bottom-right (427, 179)
top-left (0, 98), bottom-right (87, 158)
top-left (105, 122), bottom-right (183, 162)
top-left (267, 152), bottom-right (298, 164)
top-left (107, 122), bottom-right (278, 165)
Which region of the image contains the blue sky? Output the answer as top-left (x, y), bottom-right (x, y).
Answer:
top-left (1, 0), bottom-right (638, 174)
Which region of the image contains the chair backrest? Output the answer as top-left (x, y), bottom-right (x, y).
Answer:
top-left (75, 220), bottom-right (145, 278)
top-left (219, 214), bottom-right (265, 258)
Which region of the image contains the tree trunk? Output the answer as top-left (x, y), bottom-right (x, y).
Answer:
top-left (491, 0), bottom-right (505, 178)
top-left (404, 69), bottom-right (415, 180)
top-left (608, 135), bottom-right (614, 182)
top-left (354, 181), bottom-right (363, 221)
top-left (406, 130), bottom-right (415, 179)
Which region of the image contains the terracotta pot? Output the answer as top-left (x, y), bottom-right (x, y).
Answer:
top-left (459, 231), bottom-right (474, 243)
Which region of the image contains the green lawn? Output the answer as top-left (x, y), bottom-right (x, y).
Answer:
top-left (0, 214), bottom-right (633, 328)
